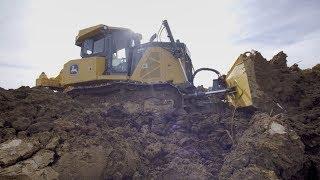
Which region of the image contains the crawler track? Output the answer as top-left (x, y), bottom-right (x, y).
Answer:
top-left (65, 82), bottom-right (184, 110)
top-left (64, 82), bottom-right (227, 113)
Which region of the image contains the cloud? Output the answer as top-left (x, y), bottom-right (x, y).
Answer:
top-left (229, 0), bottom-right (320, 68)
top-left (0, 0), bottom-right (28, 52)
top-left (236, 21), bottom-right (320, 45)
top-left (233, 0), bottom-right (320, 46)
top-left (0, 62), bottom-right (34, 70)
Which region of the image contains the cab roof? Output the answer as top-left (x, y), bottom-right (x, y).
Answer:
top-left (75, 24), bottom-right (133, 46)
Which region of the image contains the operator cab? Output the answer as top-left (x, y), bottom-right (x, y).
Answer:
top-left (75, 24), bottom-right (141, 74)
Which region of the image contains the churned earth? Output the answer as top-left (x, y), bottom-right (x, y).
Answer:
top-left (0, 51), bottom-right (319, 179)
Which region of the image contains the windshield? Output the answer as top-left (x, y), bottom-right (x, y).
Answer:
top-left (81, 38), bottom-right (105, 56)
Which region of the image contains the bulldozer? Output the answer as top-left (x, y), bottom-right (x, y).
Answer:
top-left (36, 20), bottom-right (260, 111)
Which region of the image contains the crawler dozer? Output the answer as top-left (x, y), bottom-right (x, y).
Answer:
top-left (36, 20), bottom-right (262, 111)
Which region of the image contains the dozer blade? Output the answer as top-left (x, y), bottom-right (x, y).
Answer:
top-left (225, 51), bottom-right (270, 109)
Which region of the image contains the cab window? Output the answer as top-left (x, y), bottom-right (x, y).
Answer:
top-left (93, 38), bottom-right (104, 53)
top-left (82, 38), bottom-right (105, 56)
top-left (112, 48), bottom-right (127, 73)
top-left (82, 39), bottom-right (93, 55)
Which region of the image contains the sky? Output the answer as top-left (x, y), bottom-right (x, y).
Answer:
top-left (0, 0), bottom-right (319, 89)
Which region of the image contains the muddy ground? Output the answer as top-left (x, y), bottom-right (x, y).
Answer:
top-left (0, 51), bottom-right (319, 179)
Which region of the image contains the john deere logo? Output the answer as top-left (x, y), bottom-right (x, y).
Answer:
top-left (70, 64), bottom-right (78, 74)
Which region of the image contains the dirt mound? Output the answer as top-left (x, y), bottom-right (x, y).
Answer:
top-left (249, 51), bottom-right (305, 109)
top-left (219, 113), bottom-right (305, 179)
top-left (247, 51), bottom-right (320, 178)
top-left (0, 51), bottom-right (319, 179)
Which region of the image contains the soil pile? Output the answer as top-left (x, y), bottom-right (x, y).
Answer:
top-left (0, 51), bottom-right (319, 179)
top-left (219, 113), bottom-right (306, 180)
top-left (248, 51), bottom-right (320, 178)
top-left (0, 87), bottom-right (247, 179)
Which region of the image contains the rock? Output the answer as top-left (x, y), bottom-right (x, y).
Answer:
top-left (29, 149), bottom-right (55, 168)
top-left (33, 167), bottom-right (59, 180)
top-left (3, 149), bottom-right (56, 173)
top-left (53, 118), bottom-right (75, 131)
top-left (2, 128), bottom-right (16, 139)
top-left (45, 136), bottom-right (60, 150)
top-left (17, 131), bottom-right (27, 139)
top-left (269, 121), bottom-right (286, 135)
top-left (27, 122), bottom-right (53, 134)
top-left (32, 131), bottom-right (52, 145)
top-left (11, 117), bottom-right (31, 131)
top-left (0, 149), bottom-right (58, 180)
top-left (123, 101), bottom-right (141, 114)
top-left (0, 119), bottom-right (4, 128)
top-left (145, 142), bottom-right (163, 159)
top-left (0, 138), bottom-right (40, 166)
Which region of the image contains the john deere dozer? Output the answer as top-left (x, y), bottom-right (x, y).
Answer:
top-left (36, 20), bottom-right (262, 111)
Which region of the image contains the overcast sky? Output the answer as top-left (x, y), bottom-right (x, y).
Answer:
top-left (0, 0), bottom-right (319, 89)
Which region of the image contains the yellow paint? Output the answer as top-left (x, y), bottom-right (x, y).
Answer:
top-left (60, 56), bottom-right (106, 85)
top-left (131, 47), bottom-right (187, 84)
top-left (226, 54), bottom-right (253, 108)
top-left (36, 72), bottom-right (61, 88)
top-left (36, 46), bottom-right (188, 89)
top-left (98, 74), bottom-right (129, 81)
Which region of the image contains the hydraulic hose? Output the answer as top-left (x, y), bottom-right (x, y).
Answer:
top-left (191, 68), bottom-right (221, 85)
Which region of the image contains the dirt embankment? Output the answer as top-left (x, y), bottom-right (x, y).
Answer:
top-left (0, 87), bottom-right (246, 179)
top-left (249, 51), bottom-right (320, 179)
top-left (0, 51), bottom-right (319, 179)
